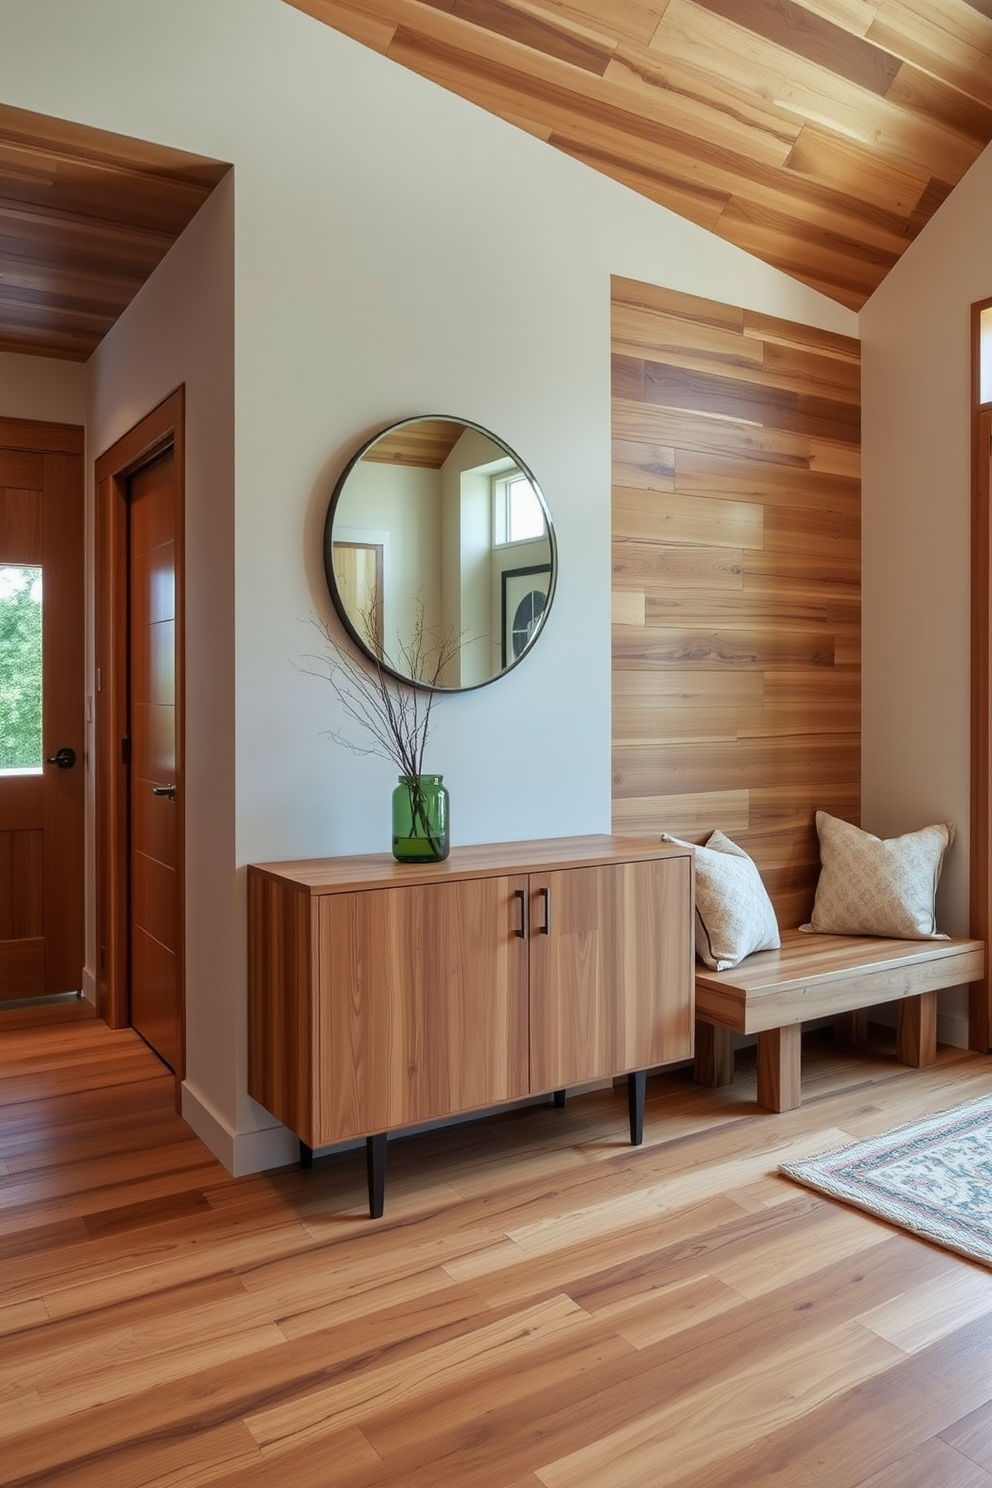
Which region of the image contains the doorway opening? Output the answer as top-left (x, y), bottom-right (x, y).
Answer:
top-left (0, 418), bottom-right (85, 1004)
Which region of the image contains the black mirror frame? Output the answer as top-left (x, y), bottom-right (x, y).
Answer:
top-left (323, 415), bottom-right (557, 693)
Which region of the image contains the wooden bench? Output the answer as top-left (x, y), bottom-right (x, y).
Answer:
top-left (694, 929), bottom-right (986, 1112)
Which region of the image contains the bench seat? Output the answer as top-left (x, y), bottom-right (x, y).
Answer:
top-left (694, 928), bottom-right (985, 1112)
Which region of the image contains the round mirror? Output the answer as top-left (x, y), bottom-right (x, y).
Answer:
top-left (323, 415), bottom-right (557, 692)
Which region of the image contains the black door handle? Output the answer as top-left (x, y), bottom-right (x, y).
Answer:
top-left (539, 886), bottom-right (551, 935)
top-left (46, 747), bottom-right (76, 769)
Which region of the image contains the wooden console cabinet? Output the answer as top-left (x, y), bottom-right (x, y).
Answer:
top-left (248, 834), bottom-right (694, 1215)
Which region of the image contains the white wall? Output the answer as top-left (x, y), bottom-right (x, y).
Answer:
top-left (0, 0), bottom-right (856, 1171)
top-left (87, 174), bottom-right (238, 1159)
top-left (337, 460), bottom-right (441, 659)
top-left (861, 138), bottom-right (992, 1046)
top-left (0, 352), bottom-right (86, 425)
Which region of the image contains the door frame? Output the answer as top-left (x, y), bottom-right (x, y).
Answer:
top-left (971, 300), bottom-right (992, 1052)
top-left (95, 388), bottom-right (186, 1091)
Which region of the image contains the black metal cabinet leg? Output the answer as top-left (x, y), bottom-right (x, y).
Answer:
top-left (628, 1070), bottom-right (646, 1146)
top-left (299, 1140), bottom-right (313, 1170)
top-left (553, 1088), bottom-right (566, 1108)
top-left (367, 1132), bottom-right (387, 1218)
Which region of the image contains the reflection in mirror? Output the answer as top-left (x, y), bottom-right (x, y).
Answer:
top-left (324, 416), bottom-right (556, 692)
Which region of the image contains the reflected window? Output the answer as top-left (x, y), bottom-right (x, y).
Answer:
top-left (493, 470), bottom-right (546, 545)
top-left (0, 565), bottom-right (43, 772)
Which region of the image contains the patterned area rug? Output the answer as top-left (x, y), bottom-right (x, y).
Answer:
top-left (781, 1095), bottom-right (992, 1267)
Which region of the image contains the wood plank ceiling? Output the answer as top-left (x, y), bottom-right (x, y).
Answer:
top-left (0, 104), bottom-right (230, 361)
top-left (285, 0), bottom-right (992, 310)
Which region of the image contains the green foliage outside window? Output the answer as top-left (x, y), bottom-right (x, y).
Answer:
top-left (0, 567), bottom-right (43, 770)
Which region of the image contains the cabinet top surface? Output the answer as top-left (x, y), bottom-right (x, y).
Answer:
top-left (248, 834), bottom-right (691, 894)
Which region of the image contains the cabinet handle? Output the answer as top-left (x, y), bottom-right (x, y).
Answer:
top-left (514, 888), bottom-right (528, 939)
top-left (539, 886), bottom-right (551, 935)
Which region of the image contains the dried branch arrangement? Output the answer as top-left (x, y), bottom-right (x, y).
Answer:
top-left (302, 599), bottom-right (462, 777)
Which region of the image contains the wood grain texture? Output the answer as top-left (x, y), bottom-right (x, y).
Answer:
top-left (695, 931), bottom-right (982, 1105)
top-left (286, 0), bottom-right (992, 308)
top-left (756, 1021), bottom-right (802, 1111)
top-left (694, 929), bottom-right (986, 1034)
top-left (94, 388), bottom-right (186, 1068)
top-left (5, 1002), bottom-right (992, 1485)
top-left (0, 104), bottom-right (229, 360)
top-left (361, 417), bottom-right (465, 467)
top-left (529, 855), bottom-right (694, 1088)
top-left (895, 988), bottom-right (938, 1067)
top-left (611, 276), bottom-right (861, 925)
top-left (249, 839), bottom-right (693, 1161)
top-left (248, 872), bottom-right (319, 1141)
top-left (318, 873), bottom-right (531, 1140)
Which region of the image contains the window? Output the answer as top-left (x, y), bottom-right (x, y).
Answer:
top-left (0, 565), bottom-right (43, 772)
top-left (981, 305), bottom-right (992, 405)
top-left (493, 470), bottom-right (546, 546)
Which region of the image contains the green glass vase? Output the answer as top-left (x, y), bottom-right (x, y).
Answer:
top-left (391, 774), bottom-right (450, 863)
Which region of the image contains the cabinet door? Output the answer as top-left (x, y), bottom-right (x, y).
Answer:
top-left (529, 856), bottom-right (693, 1091)
top-left (316, 874), bottom-right (530, 1142)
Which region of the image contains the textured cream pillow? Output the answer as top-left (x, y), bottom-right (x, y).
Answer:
top-left (662, 830), bottom-right (780, 971)
top-left (803, 812), bottom-right (954, 940)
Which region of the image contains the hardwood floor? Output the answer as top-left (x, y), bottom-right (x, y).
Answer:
top-left (4, 1005), bottom-right (992, 1486)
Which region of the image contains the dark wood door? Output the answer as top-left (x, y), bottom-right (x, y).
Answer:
top-left (0, 422), bottom-right (84, 1000)
top-left (128, 449), bottom-right (181, 1071)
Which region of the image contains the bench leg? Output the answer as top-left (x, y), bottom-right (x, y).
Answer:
top-left (897, 991), bottom-right (937, 1068)
top-left (695, 1022), bottom-right (735, 1088)
top-left (833, 1010), bottom-right (868, 1045)
top-left (756, 1025), bottom-right (802, 1113)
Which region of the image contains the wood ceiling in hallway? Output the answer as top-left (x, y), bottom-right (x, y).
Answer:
top-left (0, 104), bottom-right (230, 361)
top-left (285, 0), bottom-right (992, 309)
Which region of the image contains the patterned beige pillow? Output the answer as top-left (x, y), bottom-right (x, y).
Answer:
top-left (662, 829), bottom-right (780, 971)
top-left (803, 812), bottom-right (955, 939)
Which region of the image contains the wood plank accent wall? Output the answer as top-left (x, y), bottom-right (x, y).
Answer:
top-left (610, 276), bottom-right (861, 929)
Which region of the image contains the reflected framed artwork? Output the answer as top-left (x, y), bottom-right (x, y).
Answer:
top-left (501, 564), bottom-right (551, 670)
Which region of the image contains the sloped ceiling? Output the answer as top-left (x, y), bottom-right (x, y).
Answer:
top-left (1, 3), bottom-right (989, 360)
top-left (285, 0), bottom-right (992, 310)
top-left (0, 104), bottom-right (230, 362)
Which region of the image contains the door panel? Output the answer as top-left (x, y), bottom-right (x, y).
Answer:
top-left (0, 431), bottom-right (84, 999)
top-left (131, 925), bottom-right (179, 1074)
top-left (528, 857), bottom-right (694, 1091)
top-left (318, 874), bottom-right (530, 1141)
top-left (128, 449), bottom-right (181, 1071)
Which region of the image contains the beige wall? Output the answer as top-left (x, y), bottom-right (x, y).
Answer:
top-left (861, 138), bottom-right (992, 1046)
top-left (0, 353), bottom-right (86, 425)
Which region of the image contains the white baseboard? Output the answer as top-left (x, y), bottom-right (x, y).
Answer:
top-left (937, 1011), bottom-right (971, 1050)
top-left (80, 966), bottom-right (97, 1005)
top-left (868, 1005), bottom-right (972, 1051)
top-left (181, 1084), bottom-right (298, 1176)
top-left (184, 1086), bottom-right (612, 1179)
